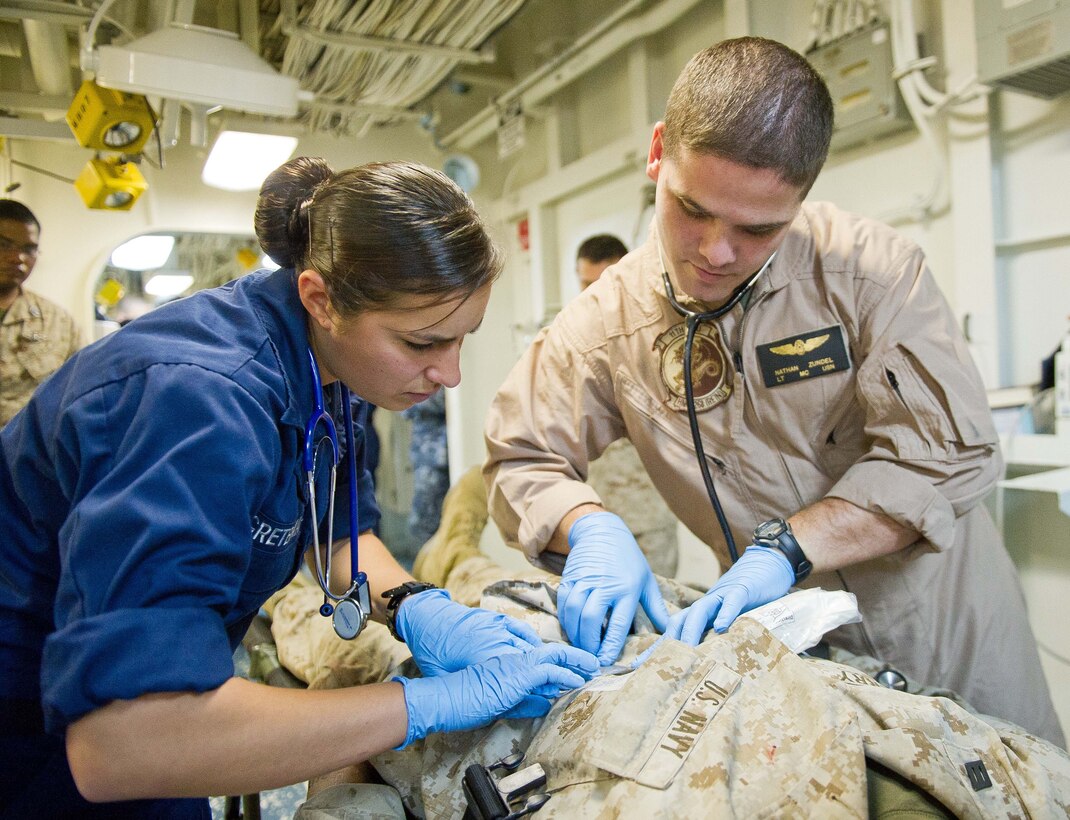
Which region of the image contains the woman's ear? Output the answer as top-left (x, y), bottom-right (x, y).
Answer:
top-left (297, 269), bottom-right (334, 331)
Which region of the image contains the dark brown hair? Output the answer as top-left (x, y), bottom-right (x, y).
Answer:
top-left (0, 199), bottom-right (40, 231)
top-left (577, 234), bottom-right (628, 264)
top-left (663, 37), bottom-right (834, 194)
top-left (254, 157), bottom-right (501, 318)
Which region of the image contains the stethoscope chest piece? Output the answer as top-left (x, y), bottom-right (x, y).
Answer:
top-left (332, 573), bottom-right (372, 640)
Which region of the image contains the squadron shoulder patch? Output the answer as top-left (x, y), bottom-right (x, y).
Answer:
top-left (756, 324), bottom-right (851, 388)
top-left (654, 321), bottom-right (733, 412)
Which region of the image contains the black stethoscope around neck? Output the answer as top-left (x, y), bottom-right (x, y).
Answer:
top-left (660, 250), bottom-right (777, 564)
top-left (304, 348), bottom-right (372, 640)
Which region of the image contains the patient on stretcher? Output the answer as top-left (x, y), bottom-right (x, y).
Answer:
top-left (265, 467), bottom-right (1070, 818)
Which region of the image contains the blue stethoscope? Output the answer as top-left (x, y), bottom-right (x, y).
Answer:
top-left (304, 348), bottom-right (372, 640)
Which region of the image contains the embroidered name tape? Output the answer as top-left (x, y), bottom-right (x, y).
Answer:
top-left (756, 324), bottom-right (850, 388)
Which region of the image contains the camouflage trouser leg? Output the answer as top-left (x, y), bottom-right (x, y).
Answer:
top-left (294, 783), bottom-right (406, 819)
top-left (411, 465), bottom-right (489, 588)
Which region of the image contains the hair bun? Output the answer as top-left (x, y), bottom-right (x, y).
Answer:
top-left (254, 157), bottom-right (333, 269)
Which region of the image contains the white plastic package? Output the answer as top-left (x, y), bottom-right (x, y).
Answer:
top-left (739, 587), bottom-right (862, 654)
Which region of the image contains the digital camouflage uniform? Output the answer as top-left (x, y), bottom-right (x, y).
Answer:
top-left (369, 604), bottom-right (1070, 820)
top-left (274, 468), bottom-right (1070, 819)
top-left (0, 289), bottom-right (82, 425)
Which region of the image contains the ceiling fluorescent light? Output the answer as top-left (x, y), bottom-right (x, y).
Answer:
top-left (110, 235), bottom-right (176, 271)
top-left (93, 23), bottom-right (300, 118)
top-left (203, 131), bottom-right (299, 191)
top-left (143, 273), bottom-right (194, 299)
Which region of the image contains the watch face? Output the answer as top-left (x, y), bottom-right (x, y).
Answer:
top-left (755, 518), bottom-right (786, 540)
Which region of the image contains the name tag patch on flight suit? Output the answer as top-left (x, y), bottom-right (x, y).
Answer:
top-left (654, 321), bottom-right (733, 412)
top-left (756, 324), bottom-right (851, 388)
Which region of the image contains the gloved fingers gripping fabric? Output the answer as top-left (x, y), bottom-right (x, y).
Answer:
top-left (396, 642), bottom-right (598, 747)
top-left (396, 587), bottom-right (542, 676)
top-left (559, 512), bottom-right (670, 664)
top-left (665, 545), bottom-right (793, 645)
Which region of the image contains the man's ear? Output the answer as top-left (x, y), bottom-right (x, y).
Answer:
top-left (297, 269), bottom-right (334, 331)
top-left (646, 122), bottom-right (666, 183)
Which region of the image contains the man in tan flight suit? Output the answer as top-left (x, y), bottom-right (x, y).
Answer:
top-left (0, 199), bottom-right (82, 426)
top-left (483, 37), bottom-right (1064, 746)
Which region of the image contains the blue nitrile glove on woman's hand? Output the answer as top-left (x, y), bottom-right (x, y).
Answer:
top-left (395, 642), bottom-right (598, 748)
top-left (396, 587), bottom-right (542, 676)
top-left (557, 511), bottom-right (671, 665)
top-left (664, 544), bottom-right (793, 645)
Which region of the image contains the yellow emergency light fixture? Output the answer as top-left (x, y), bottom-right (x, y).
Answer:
top-left (95, 277), bottom-right (126, 308)
top-left (74, 157), bottom-right (148, 211)
top-left (66, 79), bottom-right (156, 153)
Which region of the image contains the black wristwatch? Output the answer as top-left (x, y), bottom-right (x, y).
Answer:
top-left (381, 582), bottom-right (437, 641)
top-left (752, 517), bottom-right (812, 583)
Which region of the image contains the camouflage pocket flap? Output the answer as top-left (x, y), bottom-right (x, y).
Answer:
top-left (530, 639), bottom-right (741, 790)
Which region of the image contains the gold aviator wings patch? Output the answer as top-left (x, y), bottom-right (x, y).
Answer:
top-left (769, 334), bottom-right (830, 356)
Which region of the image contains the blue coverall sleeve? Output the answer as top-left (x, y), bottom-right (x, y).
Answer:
top-left (40, 365), bottom-right (282, 732)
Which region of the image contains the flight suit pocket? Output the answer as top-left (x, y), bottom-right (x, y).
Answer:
top-left (616, 373), bottom-right (692, 450)
top-left (814, 391), bottom-right (867, 479)
top-left (866, 338), bottom-right (997, 461)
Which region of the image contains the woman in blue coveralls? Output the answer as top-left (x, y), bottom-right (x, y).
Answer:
top-left (0, 157), bottom-right (596, 818)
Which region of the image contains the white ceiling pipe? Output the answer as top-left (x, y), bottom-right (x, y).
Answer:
top-left (23, 19), bottom-right (72, 107)
top-left (441, 0), bottom-right (704, 150)
top-left (238, 0), bottom-right (260, 56)
top-left (282, 23), bottom-right (497, 64)
top-left (0, 2), bottom-right (91, 27)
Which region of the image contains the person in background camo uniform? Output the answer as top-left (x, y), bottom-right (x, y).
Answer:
top-left (0, 199), bottom-right (82, 427)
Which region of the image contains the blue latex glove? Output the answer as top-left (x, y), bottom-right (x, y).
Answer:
top-left (395, 643), bottom-right (598, 747)
top-left (557, 511), bottom-right (671, 665)
top-left (396, 588), bottom-right (542, 676)
top-left (665, 545), bottom-right (793, 645)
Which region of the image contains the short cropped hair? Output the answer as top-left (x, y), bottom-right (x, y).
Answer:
top-left (0, 199), bottom-right (40, 231)
top-left (576, 234), bottom-right (628, 264)
top-left (663, 37), bottom-right (834, 194)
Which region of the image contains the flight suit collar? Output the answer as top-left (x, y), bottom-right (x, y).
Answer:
top-left (759, 207), bottom-right (815, 297)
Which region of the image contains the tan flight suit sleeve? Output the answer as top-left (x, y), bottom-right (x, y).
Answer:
top-left (484, 308), bottom-right (625, 566)
top-left (824, 246), bottom-right (1001, 553)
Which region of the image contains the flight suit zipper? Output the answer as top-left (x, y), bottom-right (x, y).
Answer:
top-left (886, 368), bottom-right (909, 408)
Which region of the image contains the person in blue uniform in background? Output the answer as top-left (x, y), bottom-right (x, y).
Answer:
top-left (403, 388), bottom-right (450, 547)
top-left (0, 157), bottom-right (595, 819)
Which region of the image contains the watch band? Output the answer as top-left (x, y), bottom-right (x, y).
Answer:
top-left (752, 518), bottom-right (812, 583)
top-left (381, 581), bottom-right (437, 641)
